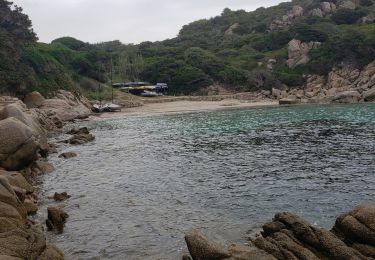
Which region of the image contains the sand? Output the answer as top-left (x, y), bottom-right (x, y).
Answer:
top-left (92, 99), bottom-right (279, 120)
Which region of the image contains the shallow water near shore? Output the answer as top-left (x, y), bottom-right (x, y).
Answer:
top-left (38, 103), bottom-right (375, 260)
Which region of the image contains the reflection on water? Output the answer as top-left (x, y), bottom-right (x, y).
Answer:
top-left (38, 104), bottom-right (375, 259)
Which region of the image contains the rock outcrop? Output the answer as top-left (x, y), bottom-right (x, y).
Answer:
top-left (39, 90), bottom-right (91, 122)
top-left (0, 171), bottom-right (59, 259)
top-left (271, 60), bottom-right (375, 104)
top-left (0, 94), bottom-right (75, 258)
top-left (286, 39), bottom-right (321, 68)
top-left (270, 5), bottom-right (304, 31)
top-left (185, 230), bottom-right (232, 260)
top-left (184, 204), bottom-right (375, 260)
top-left (0, 118), bottom-right (41, 171)
top-left (332, 204), bottom-right (375, 258)
top-left (24, 91), bottom-right (45, 109)
top-left (225, 23), bottom-right (239, 36)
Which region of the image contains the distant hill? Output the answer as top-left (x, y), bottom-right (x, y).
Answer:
top-left (0, 0), bottom-right (375, 96)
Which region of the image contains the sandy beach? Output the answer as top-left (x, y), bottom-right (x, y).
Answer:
top-left (93, 99), bottom-right (279, 120)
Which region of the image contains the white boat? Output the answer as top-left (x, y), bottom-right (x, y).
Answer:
top-left (91, 103), bottom-right (122, 113)
top-left (140, 90), bottom-right (160, 97)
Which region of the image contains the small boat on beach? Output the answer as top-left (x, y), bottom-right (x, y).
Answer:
top-left (91, 103), bottom-right (122, 113)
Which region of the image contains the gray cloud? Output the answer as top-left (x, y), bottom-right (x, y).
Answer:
top-left (13, 0), bottom-right (284, 44)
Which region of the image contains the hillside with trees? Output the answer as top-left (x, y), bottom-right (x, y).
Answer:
top-left (0, 0), bottom-right (375, 96)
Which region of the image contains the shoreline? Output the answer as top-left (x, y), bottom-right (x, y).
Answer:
top-left (92, 99), bottom-right (279, 120)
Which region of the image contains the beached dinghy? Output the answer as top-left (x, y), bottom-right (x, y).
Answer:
top-left (91, 103), bottom-right (122, 113)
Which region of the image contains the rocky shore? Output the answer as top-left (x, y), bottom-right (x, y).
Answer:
top-left (0, 90), bottom-right (93, 259)
top-left (184, 204), bottom-right (375, 260)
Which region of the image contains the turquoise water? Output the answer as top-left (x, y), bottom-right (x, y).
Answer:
top-left (39, 103), bottom-right (375, 259)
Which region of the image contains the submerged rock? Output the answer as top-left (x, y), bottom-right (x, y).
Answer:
top-left (58, 152), bottom-right (77, 159)
top-left (67, 127), bottom-right (95, 145)
top-left (53, 192), bottom-right (71, 202)
top-left (66, 127), bottom-right (90, 135)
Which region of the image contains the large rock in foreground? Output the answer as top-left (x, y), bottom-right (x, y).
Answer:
top-left (333, 204), bottom-right (375, 258)
top-left (184, 204), bottom-right (375, 260)
top-left (185, 230), bottom-right (231, 260)
top-left (0, 118), bottom-right (40, 171)
top-left (0, 174), bottom-right (53, 259)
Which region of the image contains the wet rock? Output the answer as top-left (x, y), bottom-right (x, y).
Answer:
top-left (23, 198), bottom-right (38, 215)
top-left (66, 127), bottom-right (90, 135)
top-left (69, 133), bottom-right (95, 145)
top-left (67, 127), bottom-right (95, 145)
top-left (53, 192), bottom-right (71, 202)
top-left (185, 230), bottom-right (231, 260)
top-left (46, 143), bottom-right (58, 155)
top-left (46, 207), bottom-right (69, 234)
top-left (58, 152), bottom-right (77, 159)
top-left (0, 118), bottom-right (40, 171)
top-left (24, 91), bottom-right (45, 109)
top-left (30, 159), bottom-right (55, 175)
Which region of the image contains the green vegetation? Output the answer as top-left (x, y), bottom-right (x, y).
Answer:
top-left (1, 0), bottom-right (375, 96)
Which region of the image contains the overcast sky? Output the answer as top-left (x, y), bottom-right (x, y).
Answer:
top-left (12, 0), bottom-right (284, 44)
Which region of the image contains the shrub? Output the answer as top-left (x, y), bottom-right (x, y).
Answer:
top-left (331, 9), bottom-right (366, 24)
